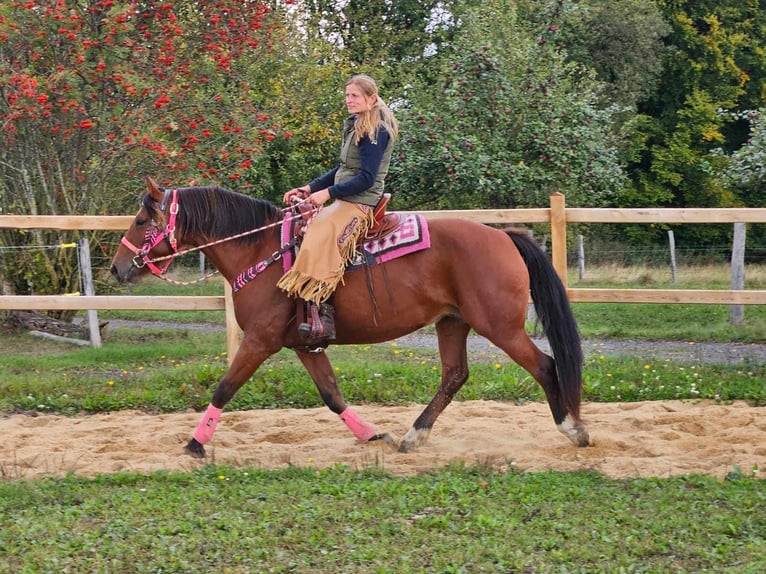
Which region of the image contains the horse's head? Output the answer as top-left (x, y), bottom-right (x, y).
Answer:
top-left (110, 176), bottom-right (180, 284)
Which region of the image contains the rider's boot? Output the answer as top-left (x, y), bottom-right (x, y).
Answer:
top-left (298, 297), bottom-right (336, 345)
top-left (317, 302), bottom-right (336, 340)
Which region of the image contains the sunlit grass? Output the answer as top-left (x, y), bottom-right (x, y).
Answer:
top-left (2, 325), bottom-right (764, 416)
top-left (571, 261), bottom-right (766, 288)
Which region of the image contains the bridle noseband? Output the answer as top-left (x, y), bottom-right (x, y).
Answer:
top-left (120, 188), bottom-right (180, 276)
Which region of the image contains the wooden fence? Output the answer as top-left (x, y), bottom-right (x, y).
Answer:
top-left (2, 193), bottom-right (766, 357)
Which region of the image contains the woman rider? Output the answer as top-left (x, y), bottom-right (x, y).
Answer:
top-left (277, 74), bottom-right (399, 346)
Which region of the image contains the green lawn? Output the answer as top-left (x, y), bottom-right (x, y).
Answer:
top-left (1, 465), bottom-right (763, 573)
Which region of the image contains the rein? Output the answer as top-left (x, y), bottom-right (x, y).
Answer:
top-left (122, 191), bottom-right (315, 284)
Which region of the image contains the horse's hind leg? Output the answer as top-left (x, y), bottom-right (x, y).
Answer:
top-left (295, 349), bottom-right (382, 442)
top-left (491, 330), bottom-right (589, 446)
top-left (398, 316), bottom-right (471, 453)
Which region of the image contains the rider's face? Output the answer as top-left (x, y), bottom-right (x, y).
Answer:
top-left (346, 84), bottom-right (375, 114)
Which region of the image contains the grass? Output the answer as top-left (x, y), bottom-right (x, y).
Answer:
top-left (1, 465), bottom-right (764, 573)
top-left (568, 262), bottom-right (766, 341)
top-left (573, 302), bottom-right (766, 341)
top-left (1, 263), bottom-right (765, 573)
top-left (2, 262), bottom-right (764, 414)
top-left (572, 261), bottom-right (766, 289)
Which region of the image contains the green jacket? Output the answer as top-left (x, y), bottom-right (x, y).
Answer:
top-left (323, 116), bottom-right (394, 207)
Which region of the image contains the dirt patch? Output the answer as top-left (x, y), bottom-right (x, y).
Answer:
top-left (3, 400), bottom-right (764, 481)
top-left (4, 321), bottom-right (764, 480)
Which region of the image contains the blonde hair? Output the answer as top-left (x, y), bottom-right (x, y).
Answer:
top-left (347, 74), bottom-right (399, 144)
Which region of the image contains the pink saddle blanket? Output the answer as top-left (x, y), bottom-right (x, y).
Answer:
top-left (282, 212), bottom-right (430, 272)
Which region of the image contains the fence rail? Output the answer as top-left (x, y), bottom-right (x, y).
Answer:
top-left (2, 194), bottom-right (766, 357)
top-left (0, 296), bottom-right (225, 311)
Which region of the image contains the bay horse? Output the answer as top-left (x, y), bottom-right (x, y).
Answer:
top-left (110, 177), bottom-right (589, 458)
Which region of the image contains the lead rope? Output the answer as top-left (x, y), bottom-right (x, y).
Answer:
top-left (153, 268), bottom-right (221, 286)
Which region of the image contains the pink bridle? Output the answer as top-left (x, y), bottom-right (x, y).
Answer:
top-left (120, 188), bottom-right (180, 276)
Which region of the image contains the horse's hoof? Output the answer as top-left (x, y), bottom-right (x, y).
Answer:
top-left (398, 427), bottom-right (431, 453)
top-left (557, 416), bottom-right (590, 447)
top-left (185, 438), bottom-right (206, 458)
top-left (571, 427), bottom-right (590, 447)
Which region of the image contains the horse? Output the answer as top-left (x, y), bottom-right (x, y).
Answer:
top-left (110, 177), bottom-right (590, 458)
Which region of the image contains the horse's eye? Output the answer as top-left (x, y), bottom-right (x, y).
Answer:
top-left (136, 217), bottom-right (148, 226)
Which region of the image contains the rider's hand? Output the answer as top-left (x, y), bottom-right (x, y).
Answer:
top-left (308, 188), bottom-right (331, 206)
top-left (283, 186), bottom-right (310, 204)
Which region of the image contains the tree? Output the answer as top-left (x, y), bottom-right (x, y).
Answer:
top-left (535, 0), bottom-right (670, 108)
top-left (293, 0), bottom-right (484, 98)
top-left (0, 0), bottom-right (279, 299)
top-left (239, 5), bottom-right (354, 203)
top-left (717, 107), bottom-right (766, 255)
top-left (623, 0), bottom-right (766, 209)
top-left (388, 0), bottom-right (626, 210)
top-left (717, 108), bottom-right (766, 204)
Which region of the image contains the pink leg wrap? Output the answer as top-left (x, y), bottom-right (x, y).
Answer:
top-left (192, 404), bottom-right (223, 444)
top-left (339, 407), bottom-right (377, 442)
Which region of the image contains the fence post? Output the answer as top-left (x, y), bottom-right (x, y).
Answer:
top-left (577, 234), bottom-right (585, 280)
top-left (668, 230), bottom-right (677, 284)
top-left (549, 193), bottom-right (568, 288)
top-left (224, 281), bottom-right (240, 363)
top-left (730, 222), bottom-right (746, 325)
top-left (78, 238), bottom-right (102, 348)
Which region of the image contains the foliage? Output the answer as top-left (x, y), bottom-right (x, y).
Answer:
top-left (546, 0), bottom-right (671, 108)
top-left (3, 0), bottom-right (766, 299)
top-left (0, 0), bottom-right (281, 296)
top-left (241, 11), bottom-right (353, 203)
top-left (557, 0), bottom-right (766, 254)
top-left (387, 0), bottom-right (626, 210)
top-left (708, 107), bottom-right (766, 252)
top-left (293, 0), bottom-right (483, 98)
top-left (619, 0), bottom-right (766, 213)
top-left (716, 108), bottom-right (766, 204)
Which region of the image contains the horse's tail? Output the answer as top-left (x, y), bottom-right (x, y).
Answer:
top-left (506, 229), bottom-right (583, 418)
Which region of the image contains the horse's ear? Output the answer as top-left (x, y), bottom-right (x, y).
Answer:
top-left (145, 176), bottom-right (163, 202)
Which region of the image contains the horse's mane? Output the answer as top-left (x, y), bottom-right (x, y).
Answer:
top-left (143, 186), bottom-right (282, 244)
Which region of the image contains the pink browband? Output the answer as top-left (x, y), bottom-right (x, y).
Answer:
top-left (121, 188), bottom-right (180, 276)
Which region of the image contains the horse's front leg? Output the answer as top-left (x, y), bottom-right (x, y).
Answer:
top-left (294, 349), bottom-right (383, 442)
top-left (185, 337), bottom-right (276, 458)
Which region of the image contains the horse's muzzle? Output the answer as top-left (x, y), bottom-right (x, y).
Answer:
top-left (110, 262), bottom-right (136, 284)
